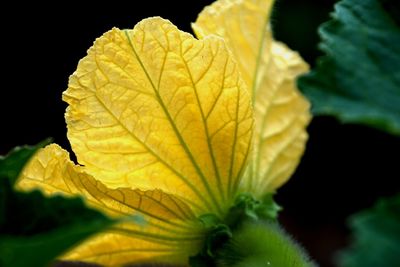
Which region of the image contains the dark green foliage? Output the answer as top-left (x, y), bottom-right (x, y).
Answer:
top-left (338, 194), bottom-right (400, 267)
top-left (298, 0), bottom-right (400, 135)
top-left (0, 139), bottom-right (51, 185)
top-left (0, 142), bottom-right (114, 267)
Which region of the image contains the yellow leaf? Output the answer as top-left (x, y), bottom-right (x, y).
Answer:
top-left (17, 144), bottom-right (204, 266)
top-left (193, 0), bottom-right (275, 92)
top-left (63, 17), bottom-right (253, 215)
top-left (193, 0), bottom-right (311, 196)
top-left (63, 231), bottom-right (201, 266)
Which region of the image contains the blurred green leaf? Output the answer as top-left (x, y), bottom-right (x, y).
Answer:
top-left (0, 143), bottom-right (114, 267)
top-left (0, 139), bottom-right (51, 185)
top-left (298, 0), bottom-right (400, 135)
top-left (338, 194), bottom-right (400, 267)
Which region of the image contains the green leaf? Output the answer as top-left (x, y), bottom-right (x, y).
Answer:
top-left (298, 0), bottom-right (400, 135)
top-left (338, 194), bottom-right (400, 267)
top-left (225, 193), bottom-right (281, 228)
top-left (0, 139), bottom-right (51, 185)
top-left (0, 143), bottom-right (114, 267)
top-left (0, 179), bottom-right (114, 267)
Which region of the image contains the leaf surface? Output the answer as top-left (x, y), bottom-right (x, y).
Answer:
top-left (338, 194), bottom-right (400, 267)
top-left (17, 144), bottom-right (204, 266)
top-left (298, 0), bottom-right (400, 135)
top-left (0, 139), bottom-right (50, 185)
top-left (193, 0), bottom-right (311, 195)
top-left (0, 143), bottom-right (112, 267)
top-left (63, 17), bottom-right (253, 214)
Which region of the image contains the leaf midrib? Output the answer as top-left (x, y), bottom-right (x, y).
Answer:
top-left (124, 29), bottom-right (223, 216)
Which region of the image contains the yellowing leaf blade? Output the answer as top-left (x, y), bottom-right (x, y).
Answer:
top-left (63, 17), bottom-right (253, 214)
top-left (250, 42), bottom-right (310, 193)
top-left (63, 232), bottom-right (199, 266)
top-left (193, 0), bottom-right (274, 98)
top-left (194, 0), bottom-right (311, 196)
top-left (17, 144), bottom-right (204, 266)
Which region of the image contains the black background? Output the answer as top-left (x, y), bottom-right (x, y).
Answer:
top-left (1, 1), bottom-right (399, 266)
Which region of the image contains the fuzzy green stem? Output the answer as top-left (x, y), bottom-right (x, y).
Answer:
top-left (216, 221), bottom-right (316, 267)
